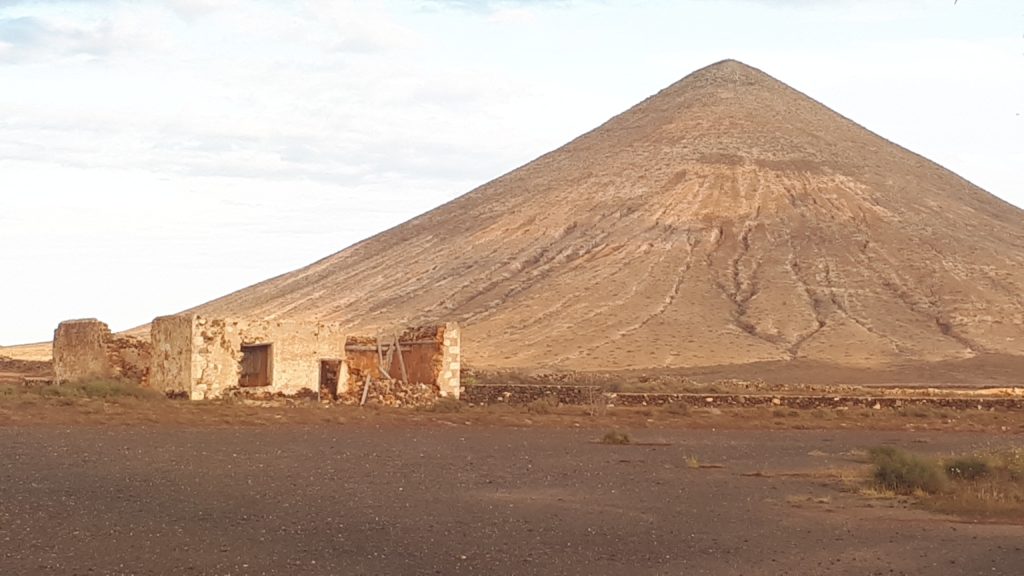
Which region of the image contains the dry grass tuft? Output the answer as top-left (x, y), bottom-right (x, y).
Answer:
top-left (868, 446), bottom-right (948, 495)
top-left (12, 378), bottom-right (165, 401)
top-left (600, 430), bottom-right (631, 445)
top-left (864, 446), bottom-right (1024, 520)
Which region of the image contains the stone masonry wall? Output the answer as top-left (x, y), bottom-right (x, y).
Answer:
top-left (53, 319), bottom-right (152, 385)
top-left (188, 316), bottom-right (347, 400)
top-left (149, 316), bottom-right (458, 403)
top-left (339, 323), bottom-right (461, 405)
top-left (461, 384), bottom-right (1024, 411)
top-left (150, 315), bottom-right (194, 397)
top-left (438, 322), bottom-right (461, 399)
top-left (107, 334), bottom-right (152, 385)
top-left (53, 319), bottom-right (113, 383)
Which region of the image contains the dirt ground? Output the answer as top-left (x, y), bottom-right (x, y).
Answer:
top-left (0, 355), bottom-right (50, 385)
top-left (1, 419), bottom-right (1021, 576)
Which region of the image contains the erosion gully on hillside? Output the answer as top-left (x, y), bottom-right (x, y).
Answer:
top-left (182, 60), bottom-right (1024, 373)
top-left (1, 425), bottom-right (1021, 576)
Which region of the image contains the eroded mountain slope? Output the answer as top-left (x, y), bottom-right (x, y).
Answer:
top-left (190, 60), bottom-right (1024, 371)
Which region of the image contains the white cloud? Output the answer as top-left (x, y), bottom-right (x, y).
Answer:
top-left (487, 6), bottom-right (537, 24)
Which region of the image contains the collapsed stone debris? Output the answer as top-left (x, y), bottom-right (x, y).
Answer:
top-left (53, 316), bottom-right (460, 406)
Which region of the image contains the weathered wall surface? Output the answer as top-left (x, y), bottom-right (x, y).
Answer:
top-left (340, 323), bottom-right (462, 404)
top-left (189, 316), bottom-right (347, 400)
top-left (53, 319), bottom-right (112, 383)
top-left (150, 315), bottom-right (194, 397)
top-left (53, 319), bottom-right (152, 385)
top-left (107, 334), bottom-right (152, 385)
top-left (438, 323), bottom-right (461, 398)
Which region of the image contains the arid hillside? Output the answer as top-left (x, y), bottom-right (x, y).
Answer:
top-left (190, 60), bottom-right (1024, 374)
top-left (11, 60), bottom-right (1021, 381)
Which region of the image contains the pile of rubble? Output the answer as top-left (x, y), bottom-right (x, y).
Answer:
top-left (338, 377), bottom-right (438, 408)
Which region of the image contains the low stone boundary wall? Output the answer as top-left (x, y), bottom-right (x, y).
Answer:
top-left (461, 385), bottom-right (1024, 411)
top-left (462, 384), bottom-right (604, 406)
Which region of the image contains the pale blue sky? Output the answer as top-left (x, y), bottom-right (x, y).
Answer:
top-left (1, 0), bottom-right (1021, 345)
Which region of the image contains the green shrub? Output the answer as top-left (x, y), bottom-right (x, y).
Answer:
top-left (869, 446), bottom-right (947, 495)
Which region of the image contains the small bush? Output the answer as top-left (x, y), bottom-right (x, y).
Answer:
top-left (601, 430), bottom-right (631, 445)
top-left (863, 447), bottom-right (1024, 519)
top-left (869, 446), bottom-right (947, 495)
top-left (945, 457), bottom-right (991, 481)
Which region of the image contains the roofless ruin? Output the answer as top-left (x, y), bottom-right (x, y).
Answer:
top-left (53, 317), bottom-right (461, 404)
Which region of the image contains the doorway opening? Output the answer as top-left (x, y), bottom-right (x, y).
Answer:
top-left (320, 359), bottom-right (343, 400)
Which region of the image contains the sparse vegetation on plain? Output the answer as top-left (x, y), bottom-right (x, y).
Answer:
top-left (4, 378), bottom-right (165, 401)
top-left (868, 446), bottom-right (948, 495)
top-left (866, 446), bottom-right (1024, 519)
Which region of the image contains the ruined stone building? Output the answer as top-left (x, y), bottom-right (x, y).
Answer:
top-left (53, 319), bottom-right (151, 385)
top-left (53, 316), bottom-right (461, 404)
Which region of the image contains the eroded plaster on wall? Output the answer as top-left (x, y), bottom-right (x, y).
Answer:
top-left (66, 314), bottom-right (459, 403)
top-left (53, 319), bottom-right (152, 385)
top-left (150, 315), bottom-right (194, 397)
top-left (340, 323), bottom-right (462, 404)
top-left (150, 314), bottom-right (355, 400)
top-left (53, 319), bottom-right (112, 383)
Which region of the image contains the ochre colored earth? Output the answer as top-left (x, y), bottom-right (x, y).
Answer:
top-left (189, 60), bottom-right (1024, 378)
top-left (7, 60), bottom-right (1024, 385)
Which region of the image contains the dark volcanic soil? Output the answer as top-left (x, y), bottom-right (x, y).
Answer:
top-left (0, 426), bottom-right (1021, 576)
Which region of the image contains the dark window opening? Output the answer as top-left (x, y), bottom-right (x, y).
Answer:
top-left (239, 344), bottom-right (272, 388)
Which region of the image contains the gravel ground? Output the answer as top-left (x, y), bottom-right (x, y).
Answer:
top-left (0, 425), bottom-right (1021, 575)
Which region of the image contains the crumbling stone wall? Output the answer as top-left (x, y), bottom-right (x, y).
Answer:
top-left (53, 319), bottom-right (151, 385)
top-left (150, 315), bottom-right (194, 397)
top-left (461, 385), bottom-right (1024, 411)
top-left (54, 319), bottom-right (112, 383)
top-left (147, 316), bottom-right (461, 404)
top-left (106, 334), bottom-right (152, 385)
top-left (340, 323), bottom-right (461, 405)
top-left (150, 315), bottom-right (347, 400)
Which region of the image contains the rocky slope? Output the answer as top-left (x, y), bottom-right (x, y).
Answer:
top-left (190, 60), bottom-right (1024, 374)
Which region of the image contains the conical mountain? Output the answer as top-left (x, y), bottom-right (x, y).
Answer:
top-left (192, 60), bottom-right (1024, 376)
